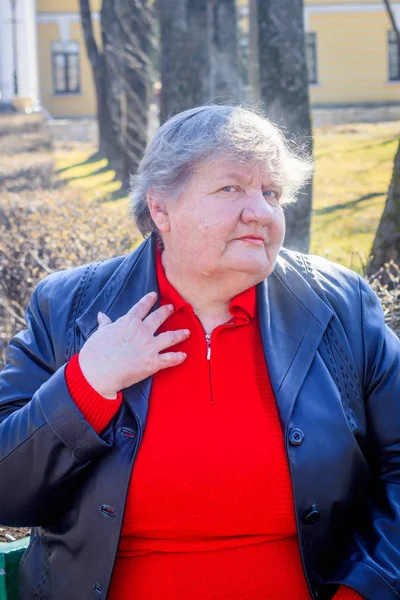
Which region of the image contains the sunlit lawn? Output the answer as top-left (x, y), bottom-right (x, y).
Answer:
top-left (54, 143), bottom-right (129, 211)
top-left (54, 121), bottom-right (400, 272)
top-left (311, 122), bottom-right (399, 271)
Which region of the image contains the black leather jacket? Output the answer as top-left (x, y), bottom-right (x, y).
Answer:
top-left (1, 233), bottom-right (400, 600)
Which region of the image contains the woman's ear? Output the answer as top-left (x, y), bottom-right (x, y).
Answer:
top-left (147, 190), bottom-right (171, 233)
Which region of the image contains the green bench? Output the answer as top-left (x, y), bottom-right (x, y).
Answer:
top-left (0, 537), bottom-right (30, 600)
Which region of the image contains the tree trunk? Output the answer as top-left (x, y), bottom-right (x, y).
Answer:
top-left (255, 0), bottom-right (313, 253)
top-left (159, 0), bottom-right (209, 123)
top-left (100, 0), bottom-right (124, 174)
top-left (367, 140), bottom-right (400, 276)
top-left (248, 0), bottom-right (260, 103)
top-left (367, 0), bottom-right (400, 276)
top-left (80, 0), bottom-right (152, 182)
top-left (209, 0), bottom-right (239, 103)
top-left (114, 0), bottom-right (152, 184)
top-left (79, 0), bottom-right (114, 157)
top-left (159, 0), bottom-right (239, 124)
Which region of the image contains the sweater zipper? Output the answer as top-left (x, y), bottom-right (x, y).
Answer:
top-left (205, 334), bottom-right (211, 360)
top-left (205, 333), bottom-right (214, 404)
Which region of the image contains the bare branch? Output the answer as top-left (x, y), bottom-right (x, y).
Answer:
top-left (383, 0), bottom-right (400, 43)
top-left (29, 250), bottom-right (53, 274)
top-left (0, 297), bottom-right (26, 326)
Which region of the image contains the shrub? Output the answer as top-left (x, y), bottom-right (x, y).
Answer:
top-left (0, 189), bottom-right (138, 367)
top-left (367, 261), bottom-right (400, 337)
top-left (0, 114), bottom-right (139, 368)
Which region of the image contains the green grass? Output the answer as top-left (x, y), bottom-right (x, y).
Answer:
top-left (310, 122), bottom-right (399, 271)
top-left (53, 122), bottom-right (400, 272)
top-left (54, 144), bottom-right (129, 210)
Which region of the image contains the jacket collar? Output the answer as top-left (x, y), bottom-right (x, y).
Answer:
top-left (257, 256), bottom-right (333, 428)
top-left (76, 234), bottom-right (161, 427)
top-left (76, 232), bottom-right (333, 432)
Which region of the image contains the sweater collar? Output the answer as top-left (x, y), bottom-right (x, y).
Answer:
top-left (155, 243), bottom-right (256, 323)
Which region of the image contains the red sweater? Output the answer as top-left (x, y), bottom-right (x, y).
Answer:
top-left (65, 246), bottom-right (362, 600)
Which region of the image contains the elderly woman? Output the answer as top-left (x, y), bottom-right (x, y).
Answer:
top-left (0, 105), bottom-right (399, 600)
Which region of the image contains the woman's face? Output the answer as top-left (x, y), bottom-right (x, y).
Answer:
top-left (157, 156), bottom-right (286, 282)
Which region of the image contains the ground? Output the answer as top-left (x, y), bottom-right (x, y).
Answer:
top-left (310, 121), bottom-right (399, 271)
top-left (0, 527), bottom-right (30, 543)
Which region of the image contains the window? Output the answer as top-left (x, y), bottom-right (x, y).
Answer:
top-left (306, 32), bottom-right (318, 85)
top-left (388, 31), bottom-right (400, 81)
top-left (51, 41), bottom-right (80, 94)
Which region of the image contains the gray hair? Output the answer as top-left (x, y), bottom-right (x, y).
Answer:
top-left (130, 104), bottom-right (313, 242)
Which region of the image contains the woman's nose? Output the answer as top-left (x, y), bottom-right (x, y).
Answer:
top-left (240, 191), bottom-right (274, 224)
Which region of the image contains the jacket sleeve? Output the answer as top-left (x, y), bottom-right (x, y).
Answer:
top-left (327, 275), bottom-right (400, 600)
top-left (0, 276), bottom-right (114, 527)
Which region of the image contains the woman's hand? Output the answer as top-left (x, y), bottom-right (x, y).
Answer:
top-left (78, 292), bottom-right (190, 398)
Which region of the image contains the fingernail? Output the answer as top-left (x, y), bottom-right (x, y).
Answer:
top-left (149, 292), bottom-right (157, 299)
top-left (168, 304), bottom-right (174, 311)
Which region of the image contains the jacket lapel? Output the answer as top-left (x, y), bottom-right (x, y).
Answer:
top-left (76, 233), bottom-right (160, 428)
top-left (76, 234), bottom-right (160, 340)
top-left (257, 255), bottom-right (333, 431)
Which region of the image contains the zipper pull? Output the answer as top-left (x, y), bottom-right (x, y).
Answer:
top-left (205, 334), bottom-right (211, 360)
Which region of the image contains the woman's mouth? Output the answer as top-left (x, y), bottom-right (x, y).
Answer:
top-left (237, 237), bottom-right (264, 246)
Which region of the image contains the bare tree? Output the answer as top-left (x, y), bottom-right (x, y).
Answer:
top-left (367, 1), bottom-right (400, 277)
top-left (368, 142), bottom-right (400, 276)
top-left (209, 0), bottom-right (240, 103)
top-left (79, 0), bottom-right (113, 159)
top-left (251, 0), bottom-right (313, 253)
top-left (383, 0), bottom-right (400, 45)
top-left (79, 0), bottom-right (154, 183)
top-left (158, 0), bottom-right (239, 124)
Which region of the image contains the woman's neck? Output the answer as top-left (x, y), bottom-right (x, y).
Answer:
top-left (160, 250), bottom-right (235, 334)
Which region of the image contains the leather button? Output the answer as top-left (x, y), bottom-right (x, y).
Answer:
top-left (120, 427), bottom-right (137, 438)
top-left (100, 505), bottom-right (116, 518)
top-left (303, 505), bottom-right (320, 525)
top-left (288, 428), bottom-right (304, 446)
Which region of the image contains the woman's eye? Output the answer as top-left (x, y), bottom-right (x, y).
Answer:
top-left (220, 186), bottom-right (237, 192)
top-left (263, 190), bottom-right (279, 201)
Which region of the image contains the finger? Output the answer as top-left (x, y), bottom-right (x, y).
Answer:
top-left (144, 304), bottom-right (175, 332)
top-left (97, 311), bottom-right (112, 326)
top-left (126, 292), bottom-right (158, 320)
top-left (157, 351), bottom-right (187, 369)
top-left (155, 329), bottom-right (190, 351)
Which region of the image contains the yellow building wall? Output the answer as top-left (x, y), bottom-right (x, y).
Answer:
top-left (37, 0), bottom-right (101, 13)
top-left (36, 0), bottom-right (400, 116)
top-left (37, 19), bottom-right (101, 117)
top-left (37, 22), bottom-right (59, 111)
top-left (309, 11), bottom-right (400, 105)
